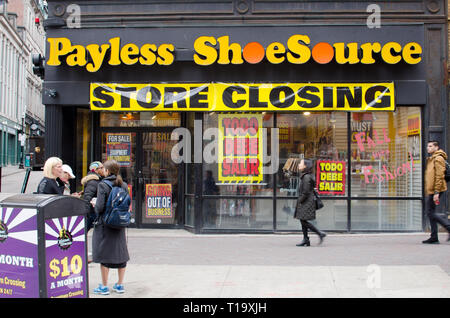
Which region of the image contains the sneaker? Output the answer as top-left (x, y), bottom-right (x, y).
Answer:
top-left (422, 237), bottom-right (439, 244)
top-left (93, 284), bottom-right (110, 295)
top-left (112, 283), bottom-right (125, 294)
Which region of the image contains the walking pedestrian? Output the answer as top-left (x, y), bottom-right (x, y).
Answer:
top-left (294, 159), bottom-right (326, 247)
top-left (92, 160), bottom-right (130, 295)
top-left (423, 140), bottom-right (450, 244)
top-left (37, 157), bottom-right (65, 194)
top-left (81, 161), bottom-right (105, 232)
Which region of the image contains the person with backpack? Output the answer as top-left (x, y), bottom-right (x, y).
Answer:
top-left (92, 160), bottom-right (130, 295)
top-left (423, 141), bottom-right (450, 244)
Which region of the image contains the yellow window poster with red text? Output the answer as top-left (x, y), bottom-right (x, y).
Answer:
top-left (218, 114), bottom-right (263, 184)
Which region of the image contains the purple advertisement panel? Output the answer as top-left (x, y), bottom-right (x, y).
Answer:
top-left (45, 215), bottom-right (87, 298)
top-left (0, 208), bottom-right (39, 298)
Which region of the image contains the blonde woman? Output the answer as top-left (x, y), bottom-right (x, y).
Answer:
top-left (37, 157), bottom-right (65, 194)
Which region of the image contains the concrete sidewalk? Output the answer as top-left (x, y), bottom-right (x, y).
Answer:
top-left (0, 165), bottom-right (27, 177)
top-left (87, 230), bottom-right (450, 298)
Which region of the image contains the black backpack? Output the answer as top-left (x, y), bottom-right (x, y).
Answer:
top-left (445, 161), bottom-right (450, 182)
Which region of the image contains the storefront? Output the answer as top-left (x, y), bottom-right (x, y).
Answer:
top-left (42, 0), bottom-right (448, 233)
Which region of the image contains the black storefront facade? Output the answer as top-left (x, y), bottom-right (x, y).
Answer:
top-left (42, 0), bottom-right (448, 233)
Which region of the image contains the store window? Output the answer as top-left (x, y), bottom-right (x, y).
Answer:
top-left (100, 112), bottom-right (180, 127)
top-left (101, 132), bottom-right (137, 224)
top-left (351, 200), bottom-right (422, 230)
top-left (196, 108), bottom-right (422, 232)
top-left (350, 108), bottom-right (422, 198)
top-left (202, 112), bottom-right (273, 229)
top-left (203, 198), bottom-right (273, 230)
top-left (276, 199), bottom-right (348, 231)
top-left (277, 112), bottom-right (348, 197)
top-left (203, 112), bottom-right (274, 197)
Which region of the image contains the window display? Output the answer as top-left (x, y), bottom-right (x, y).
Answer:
top-left (198, 108), bottom-right (422, 231)
top-left (350, 108), bottom-right (422, 198)
top-left (277, 112), bottom-right (348, 197)
top-left (202, 112), bottom-right (274, 196)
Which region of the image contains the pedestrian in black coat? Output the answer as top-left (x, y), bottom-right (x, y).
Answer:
top-left (81, 161), bottom-right (105, 231)
top-left (294, 159), bottom-right (326, 247)
top-left (37, 157), bottom-right (65, 195)
top-left (92, 160), bottom-right (130, 295)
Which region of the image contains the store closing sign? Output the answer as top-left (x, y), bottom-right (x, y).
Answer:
top-left (218, 114), bottom-right (263, 184)
top-left (90, 83), bottom-right (395, 112)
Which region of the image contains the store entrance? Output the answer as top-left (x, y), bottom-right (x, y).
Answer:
top-left (101, 130), bottom-right (180, 227)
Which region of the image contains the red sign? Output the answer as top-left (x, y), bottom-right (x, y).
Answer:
top-left (145, 184), bottom-right (172, 218)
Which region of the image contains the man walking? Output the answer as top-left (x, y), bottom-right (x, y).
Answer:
top-left (423, 140), bottom-right (450, 244)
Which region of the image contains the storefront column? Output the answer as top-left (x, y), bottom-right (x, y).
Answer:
top-left (425, 24), bottom-right (448, 213)
top-left (44, 105), bottom-right (63, 158)
top-left (194, 112), bottom-right (203, 233)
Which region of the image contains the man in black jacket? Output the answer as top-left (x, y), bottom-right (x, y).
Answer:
top-left (81, 161), bottom-right (105, 231)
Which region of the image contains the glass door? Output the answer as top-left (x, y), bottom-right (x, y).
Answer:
top-left (139, 131), bottom-right (180, 225)
top-left (101, 132), bottom-right (138, 226)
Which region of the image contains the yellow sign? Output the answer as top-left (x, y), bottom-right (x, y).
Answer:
top-left (218, 114), bottom-right (264, 184)
top-left (46, 36), bottom-right (422, 72)
top-left (90, 82), bottom-right (395, 112)
top-left (194, 35), bottom-right (422, 66)
top-left (47, 37), bottom-right (175, 72)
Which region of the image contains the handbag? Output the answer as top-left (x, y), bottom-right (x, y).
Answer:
top-left (313, 189), bottom-right (324, 210)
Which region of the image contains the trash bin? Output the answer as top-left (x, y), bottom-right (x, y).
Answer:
top-left (24, 154), bottom-right (31, 168)
top-left (0, 194), bottom-right (89, 298)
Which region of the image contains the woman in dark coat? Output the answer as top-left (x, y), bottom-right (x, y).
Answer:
top-left (294, 159), bottom-right (326, 247)
top-left (81, 161), bottom-right (105, 232)
top-left (92, 160), bottom-right (130, 295)
top-left (37, 157), bottom-right (65, 194)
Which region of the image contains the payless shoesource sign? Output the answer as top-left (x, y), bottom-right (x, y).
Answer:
top-left (46, 35), bottom-right (422, 72)
top-left (90, 83), bottom-right (395, 112)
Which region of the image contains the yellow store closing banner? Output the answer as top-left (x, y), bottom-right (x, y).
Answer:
top-left (218, 114), bottom-right (264, 184)
top-left (90, 82), bottom-right (395, 112)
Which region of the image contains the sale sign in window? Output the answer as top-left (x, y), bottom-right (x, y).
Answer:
top-left (218, 114), bottom-right (263, 184)
top-left (106, 133), bottom-right (132, 167)
top-left (316, 160), bottom-right (346, 195)
top-left (145, 184), bottom-right (172, 218)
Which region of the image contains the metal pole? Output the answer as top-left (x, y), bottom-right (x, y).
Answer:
top-left (21, 168), bottom-right (31, 193)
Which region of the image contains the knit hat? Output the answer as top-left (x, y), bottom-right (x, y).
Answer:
top-left (89, 161), bottom-right (102, 172)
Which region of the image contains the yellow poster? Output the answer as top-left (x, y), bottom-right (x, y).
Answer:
top-left (218, 114), bottom-right (263, 184)
top-left (90, 82), bottom-right (395, 112)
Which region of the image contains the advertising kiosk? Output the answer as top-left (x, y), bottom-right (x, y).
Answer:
top-left (0, 194), bottom-right (89, 298)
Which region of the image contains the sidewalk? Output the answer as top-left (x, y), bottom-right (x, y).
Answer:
top-left (87, 229), bottom-right (450, 298)
top-left (0, 165), bottom-right (26, 177)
